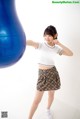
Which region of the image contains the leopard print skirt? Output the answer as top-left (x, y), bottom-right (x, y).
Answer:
top-left (37, 66), bottom-right (61, 91)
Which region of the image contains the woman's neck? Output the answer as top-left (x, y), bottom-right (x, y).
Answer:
top-left (47, 42), bottom-right (55, 46)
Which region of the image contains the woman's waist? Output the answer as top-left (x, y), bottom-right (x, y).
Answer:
top-left (38, 63), bottom-right (54, 70)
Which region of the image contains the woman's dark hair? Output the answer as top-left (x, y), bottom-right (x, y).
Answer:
top-left (43, 25), bottom-right (57, 39)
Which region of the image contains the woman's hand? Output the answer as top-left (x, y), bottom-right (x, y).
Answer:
top-left (52, 40), bottom-right (60, 45)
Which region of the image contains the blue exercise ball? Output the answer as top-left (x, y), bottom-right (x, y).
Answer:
top-left (0, 0), bottom-right (26, 68)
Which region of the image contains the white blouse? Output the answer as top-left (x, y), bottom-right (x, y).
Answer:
top-left (36, 42), bottom-right (63, 66)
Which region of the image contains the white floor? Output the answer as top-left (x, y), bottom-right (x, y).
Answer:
top-left (33, 99), bottom-right (80, 119)
top-left (0, 87), bottom-right (80, 119)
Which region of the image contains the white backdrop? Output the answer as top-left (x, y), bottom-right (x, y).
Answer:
top-left (0, 0), bottom-right (80, 119)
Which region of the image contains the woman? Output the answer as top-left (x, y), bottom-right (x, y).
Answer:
top-left (27, 25), bottom-right (73, 119)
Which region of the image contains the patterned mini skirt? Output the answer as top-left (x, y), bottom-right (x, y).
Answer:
top-left (37, 66), bottom-right (61, 91)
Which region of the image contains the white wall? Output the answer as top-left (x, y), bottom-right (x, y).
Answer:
top-left (0, 0), bottom-right (80, 119)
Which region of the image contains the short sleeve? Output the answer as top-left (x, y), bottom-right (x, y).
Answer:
top-left (55, 45), bottom-right (63, 55)
top-left (35, 42), bottom-right (42, 50)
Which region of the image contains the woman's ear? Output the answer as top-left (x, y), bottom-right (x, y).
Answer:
top-left (54, 34), bottom-right (58, 39)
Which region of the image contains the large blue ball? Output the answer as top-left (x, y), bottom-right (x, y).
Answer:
top-left (0, 0), bottom-right (26, 68)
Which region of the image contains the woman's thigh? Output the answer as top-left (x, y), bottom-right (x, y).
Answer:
top-left (33, 90), bottom-right (44, 103)
top-left (48, 90), bottom-right (55, 97)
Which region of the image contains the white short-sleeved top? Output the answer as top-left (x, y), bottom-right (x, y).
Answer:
top-left (36, 42), bottom-right (63, 66)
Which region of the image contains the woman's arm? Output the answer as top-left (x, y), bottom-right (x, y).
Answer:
top-left (27, 40), bottom-right (39, 48)
top-left (53, 40), bottom-right (73, 56)
top-left (58, 42), bottom-right (73, 56)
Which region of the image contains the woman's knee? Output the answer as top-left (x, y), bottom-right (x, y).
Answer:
top-left (33, 98), bottom-right (41, 105)
top-left (33, 91), bottom-right (44, 105)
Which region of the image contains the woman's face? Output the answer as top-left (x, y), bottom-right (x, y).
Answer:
top-left (44, 34), bottom-right (58, 43)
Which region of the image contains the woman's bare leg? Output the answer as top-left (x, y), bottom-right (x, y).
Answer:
top-left (28, 90), bottom-right (44, 119)
top-left (47, 90), bottom-right (55, 109)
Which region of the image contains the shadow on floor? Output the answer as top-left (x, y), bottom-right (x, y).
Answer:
top-left (34, 99), bottom-right (80, 119)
